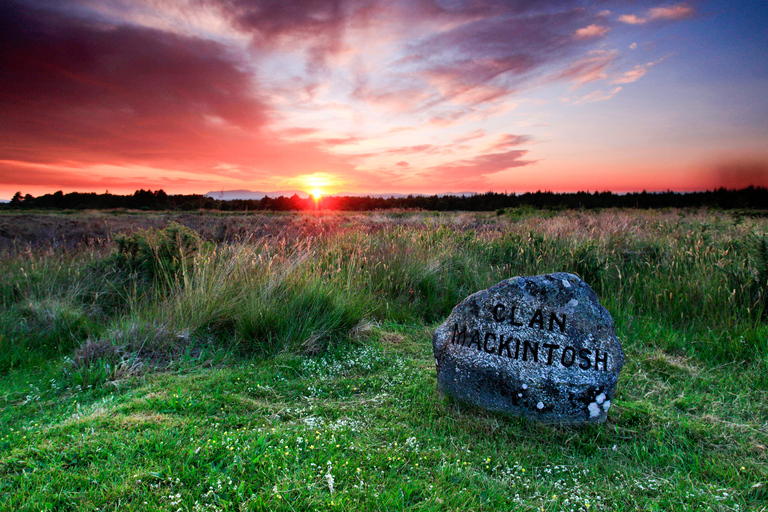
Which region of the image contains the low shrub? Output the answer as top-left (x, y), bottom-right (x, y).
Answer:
top-left (109, 222), bottom-right (203, 283)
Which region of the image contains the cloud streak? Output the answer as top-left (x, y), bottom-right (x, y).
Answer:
top-left (426, 150), bottom-right (534, 180)
top-left (574, 24), bottom-right (610, 40)
top-left (619, 3), bottom-right (694, 25)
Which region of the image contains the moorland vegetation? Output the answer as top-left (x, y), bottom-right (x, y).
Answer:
top-left (1, 208), bottom-right (766, 510)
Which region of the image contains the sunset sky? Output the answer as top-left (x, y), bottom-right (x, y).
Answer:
top-left (1, 0), bottom-right (767, 199)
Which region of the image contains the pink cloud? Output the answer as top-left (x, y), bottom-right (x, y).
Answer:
top-left (489, 134), bottom-right (531, 151)
top-left (648, 5), bottom-right (695, 21)
top-left (611, 66), bottom-right (648, 84)
top-left (619, 4), bottom-right (694, 25)
top-left (451, 129), bottom-right (487, 145)
top-left (618, 14), bottom-right (645, 25)
top-left (427, 150), bottom-right (533, 178)
top-left (553, 53), bottom-right (615, 89)
top-left (610, 58), bottom-right (665, 85)
top-left (574, 86), bottom-right (623, 104)
top-left (574, 24), bottom-right (610, 40)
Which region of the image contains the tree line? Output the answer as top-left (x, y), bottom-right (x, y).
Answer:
top-left (6, 186), bottom-right (768, 212)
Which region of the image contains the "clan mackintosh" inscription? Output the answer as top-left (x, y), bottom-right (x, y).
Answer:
top-left (449, 301), bottom-right (610, 372)
top-left (450, 323), bottom-right (609, 371)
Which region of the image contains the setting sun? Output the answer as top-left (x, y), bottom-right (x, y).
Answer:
top-left (311, 188), bottom-right (323, 199)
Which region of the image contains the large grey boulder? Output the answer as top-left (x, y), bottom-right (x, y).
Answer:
top-left (433, 272), bottom-right (623, 424)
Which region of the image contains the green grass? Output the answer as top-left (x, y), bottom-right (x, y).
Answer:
top-left (1, 209), bottom-right (767, 511)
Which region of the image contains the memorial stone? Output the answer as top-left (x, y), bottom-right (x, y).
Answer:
top-left (433, 272), bottom-right (623, 424)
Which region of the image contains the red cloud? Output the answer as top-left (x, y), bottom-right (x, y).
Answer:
top-left (0, 0), bottom-right (267, 163)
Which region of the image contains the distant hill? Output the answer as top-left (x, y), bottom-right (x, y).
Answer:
top-left (204, 190), bottom-right (310, 200)
top-left (326, 193), bottom-right (413, 199)
top-left (327, 192), bottom-right (477, 199)
top-left (205, 190), bottom-right (477, 200)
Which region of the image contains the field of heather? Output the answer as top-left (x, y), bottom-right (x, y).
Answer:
top-left (1, 208), bottom-right (766, 511)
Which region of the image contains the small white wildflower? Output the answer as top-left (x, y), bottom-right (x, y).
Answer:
top-left (325, 461), bottom-right (335, 494)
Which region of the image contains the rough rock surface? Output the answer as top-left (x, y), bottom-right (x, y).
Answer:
top-left (433, 272), bottom-right (623, 424)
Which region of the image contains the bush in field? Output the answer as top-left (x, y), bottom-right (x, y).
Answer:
top-left (110, 222), bottom-right (203, 283)
top-left (236, 283), bottom-right (364, 356)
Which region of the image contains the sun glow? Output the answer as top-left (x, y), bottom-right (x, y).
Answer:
top-left (296, 172), bottom-right (336, 195)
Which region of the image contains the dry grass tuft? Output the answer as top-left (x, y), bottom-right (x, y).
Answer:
top-left (72, 339), bottom-right (120, 368)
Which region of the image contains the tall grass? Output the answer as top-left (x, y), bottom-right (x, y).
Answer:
top-left (0, 244), bottom-right (109, 370)
top-left (1, 209), bottom-right (766, 373)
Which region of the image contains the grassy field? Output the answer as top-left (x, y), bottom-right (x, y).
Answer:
top-left (1, 208), bottom-right (766, 511)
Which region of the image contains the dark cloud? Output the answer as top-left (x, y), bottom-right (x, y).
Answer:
top-left (204, 0), bottom-right (377, 81)
top-left (208, 0), bottom-right (360, 42)
top-left (205, 0), bottom-right (624, 109)
top-left (396, 3), bottom-right (604, 107)
top-left (0, 0), bottom-right (269, 166)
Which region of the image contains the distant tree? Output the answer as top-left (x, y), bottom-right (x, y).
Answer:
top-left (10, 191), bottom-right (22, 206)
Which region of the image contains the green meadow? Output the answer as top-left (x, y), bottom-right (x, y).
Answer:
top-left (1, 208), bottom-right (766, 511)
